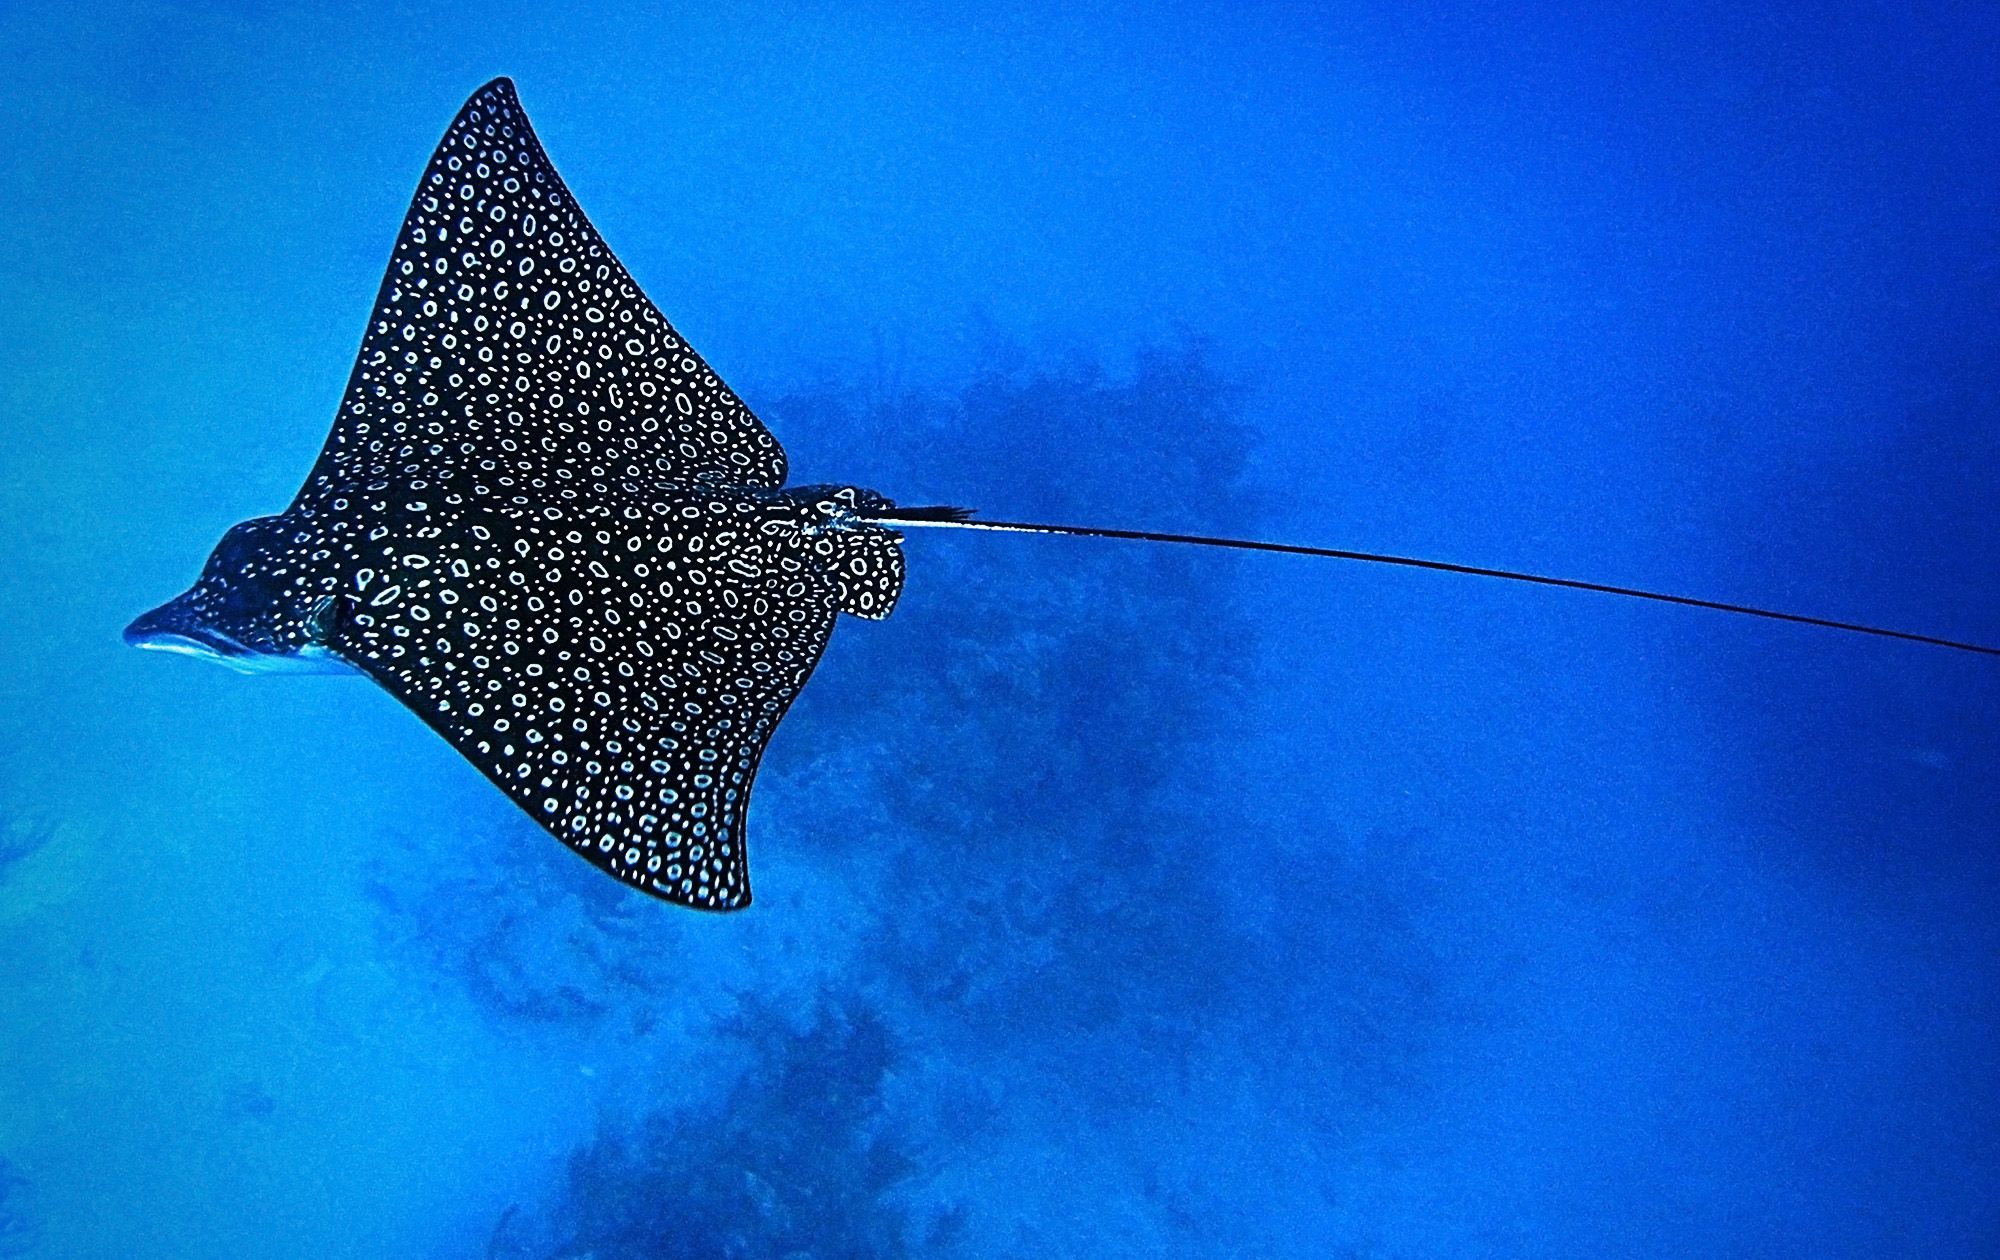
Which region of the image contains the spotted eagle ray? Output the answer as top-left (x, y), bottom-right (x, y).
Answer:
top-left (125, 79), bottom-right (1998, 911)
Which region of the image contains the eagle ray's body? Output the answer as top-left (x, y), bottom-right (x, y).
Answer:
top-left (125, 79), bottom-right (907, 910)
top-left (126, 78), bottom-right (2000, 914)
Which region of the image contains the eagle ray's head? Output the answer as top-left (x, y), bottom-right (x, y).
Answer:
top-left (124, 516), bottom-right (353, 675)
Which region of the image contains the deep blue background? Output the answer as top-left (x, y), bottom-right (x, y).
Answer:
top-left (3, 2), bottom-right (1997, 1256)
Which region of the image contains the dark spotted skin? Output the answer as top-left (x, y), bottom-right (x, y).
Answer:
top-left (135, 79), bottom-right (907, 910)
top-left (335, 480), bottom-right (896, 909)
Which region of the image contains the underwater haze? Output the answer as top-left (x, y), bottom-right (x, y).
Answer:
top-left (4, 1), bottom-right (1999, 1256)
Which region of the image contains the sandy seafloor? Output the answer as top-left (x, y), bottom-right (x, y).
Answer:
top-left (2, 2), bottom-right (1997, 1256)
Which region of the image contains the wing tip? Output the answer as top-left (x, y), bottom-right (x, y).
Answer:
top-left (465, 76), bottom-right (519, 109)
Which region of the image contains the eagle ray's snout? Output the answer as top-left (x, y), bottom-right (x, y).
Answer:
top-left (123, 592), bottom-right (240, 660)
top-left (123, 597), bottom-right (189, 648)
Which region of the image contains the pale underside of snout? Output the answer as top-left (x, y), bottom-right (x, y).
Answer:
top-left (122, 605), bottom-right (355, 676)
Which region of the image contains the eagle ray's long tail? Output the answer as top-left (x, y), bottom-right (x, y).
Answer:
top-left (865, 507), bottom-right (2000, 659)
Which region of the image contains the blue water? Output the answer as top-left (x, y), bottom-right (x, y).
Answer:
top-left (3, 3), bottom-right (1997, 1256)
